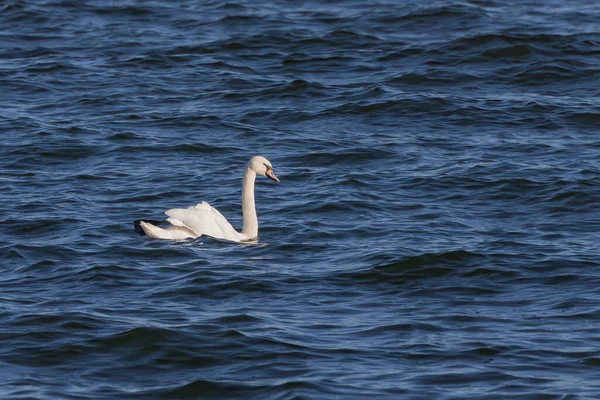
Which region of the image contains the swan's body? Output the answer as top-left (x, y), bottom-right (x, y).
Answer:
top-left (135, 156), bottom-right (279, 243)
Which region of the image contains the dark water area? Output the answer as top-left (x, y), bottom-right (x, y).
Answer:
top-left (1, 0), bottom-right (600, 398)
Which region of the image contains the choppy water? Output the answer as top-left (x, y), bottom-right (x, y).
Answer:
top-left (2, 0), bottom-right (600, 398)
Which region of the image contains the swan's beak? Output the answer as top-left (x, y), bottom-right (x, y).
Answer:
top-left (266, 168), bottom-right (279, 183)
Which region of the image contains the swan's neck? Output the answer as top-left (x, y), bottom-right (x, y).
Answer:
top-left (241, 168), bottom-right (258, 239)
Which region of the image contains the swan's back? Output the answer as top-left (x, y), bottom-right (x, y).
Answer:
top-left (165, 202), bottom-right (240, 241)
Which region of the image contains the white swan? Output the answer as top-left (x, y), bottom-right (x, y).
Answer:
top-left (134, 156), bottom-right (279, 242)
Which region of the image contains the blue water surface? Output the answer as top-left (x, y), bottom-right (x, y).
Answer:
top-left (1, 0), bottom-right (600, 398)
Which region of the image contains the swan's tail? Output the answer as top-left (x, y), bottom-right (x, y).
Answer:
top-left (133, 219), bottom-right (164, 236)
top-left (135, 220), bottom-right (196, 240)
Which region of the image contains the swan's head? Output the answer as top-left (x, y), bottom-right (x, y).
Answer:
top-left (249, 156), bottom-right (279, 183)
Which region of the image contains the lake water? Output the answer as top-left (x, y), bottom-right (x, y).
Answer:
top-left (1, 0), bottom-right (600, 398)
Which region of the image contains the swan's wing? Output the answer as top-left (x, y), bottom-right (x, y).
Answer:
top-left (165, 201), bottom-right (240, 241)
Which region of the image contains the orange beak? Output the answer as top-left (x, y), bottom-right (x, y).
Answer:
top-left (266, 168), bottom-right (279, 183)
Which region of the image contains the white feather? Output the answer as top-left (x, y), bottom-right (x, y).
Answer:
top-left (165, 202), bottom-right (241, 241)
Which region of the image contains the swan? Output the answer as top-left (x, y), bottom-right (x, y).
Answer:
top-left (134, 156), bottom-right (279, 242)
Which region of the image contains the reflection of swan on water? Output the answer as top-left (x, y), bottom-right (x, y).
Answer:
top-left (134, 156), bottom-right (279, 243)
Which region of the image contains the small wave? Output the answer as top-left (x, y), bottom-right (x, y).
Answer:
top-left (449, 32), bottom-right (578, 50)
top-left (166, 44), bottom-right (214, 56)
top-left (12, 312), bottom-right (105, 332)
top-left (15, 259), bottom-right (58, 273)
top-left (114, 142), bottom-right (234, 156)
top-left (92, 5), bottom-right (154, 17)
top-left (152, 379), bottom-right (256, 399)
top-left (386, 71), bottom-right (481, 85)
top-left (482, 44), bottom-right (532, 58)
top-left (107, 131), bottom-right (143, 141)
top-left (24, 62), bottom-right (73, 73)
top-left (0, 3), bottom-right (24, 13)
top-left (355, 322), bottom-right (443, 336)
top-left (120, 54), bottom-right (173, 68)
top-left (6, 142), bottom-right (101, 163)
top-left (337, 250), bottom-right (487, 284)
top-left (10, 217), bottom-right (72, 234)
top-left (296, 147), bottom-right (396, 166)
top-left (98, 326), bottom-right (177, 348)
top-left (152, 378), bottom-right (334, 399)
top-left (206, 313), bottom-right (263, 324)
top-left (282, 55), bottom-right (356, 67)
top-left (373, 4), bottom-right (487, 24)
top-left (212, 14), bottom-right (267, 25)
top-left (512, 62), bottom-right (590, 84)
top-left (565, 111), bottom-right (600, 125)
top-left (1, 5), bottom-right (49, 24)
top-left (327, 95), bottom-right (453, 116)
